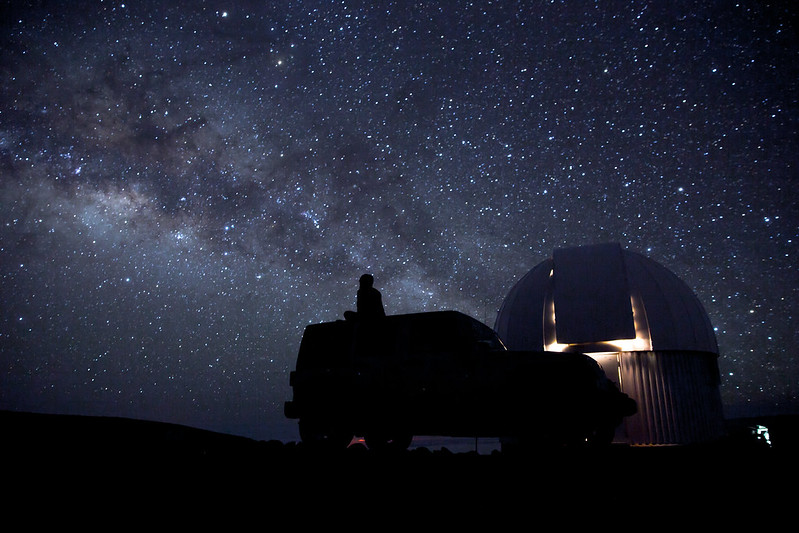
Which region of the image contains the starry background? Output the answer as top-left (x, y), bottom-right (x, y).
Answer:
top-left (1, 0), bottom-right (796, 442)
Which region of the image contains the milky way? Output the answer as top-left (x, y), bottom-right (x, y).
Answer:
top-left (1, 1), bottom-right (797, 441)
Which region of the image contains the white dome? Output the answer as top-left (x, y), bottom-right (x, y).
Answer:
top-left (495, 243), bottom-right (718, 355)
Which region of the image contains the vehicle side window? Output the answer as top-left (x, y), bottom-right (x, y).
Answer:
top-left (468, 320), bottom-right (503, 351)
top-left (408, 320), bottom-right (444, 354)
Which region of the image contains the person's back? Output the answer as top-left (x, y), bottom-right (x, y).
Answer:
top-left (356, 274), bottom-right (385, 319)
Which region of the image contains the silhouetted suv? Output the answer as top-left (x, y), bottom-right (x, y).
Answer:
top-left (285, 311), bottom-right (636, 451)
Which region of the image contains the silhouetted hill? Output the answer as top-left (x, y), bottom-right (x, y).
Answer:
top-left (4, 409), bottom-right (796, 454)
top-left (1, 409), bottom-right (266, 461)
top-left (2, 409), bottom-right (796, 521)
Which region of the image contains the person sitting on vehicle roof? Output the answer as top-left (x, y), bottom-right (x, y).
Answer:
top-left (344, 274), bottom-right (386, 321)
top-left (356, 274), bottom-right (385, 319)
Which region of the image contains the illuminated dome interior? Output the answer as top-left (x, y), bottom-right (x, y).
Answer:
top-left (495, 243), bottom-right (718, 354)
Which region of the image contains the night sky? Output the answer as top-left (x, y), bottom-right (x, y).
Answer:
top-left (1, 1), bottom-right (796, 442)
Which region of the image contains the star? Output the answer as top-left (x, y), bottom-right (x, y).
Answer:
top-left (0, 0), bottom-right (796, 443)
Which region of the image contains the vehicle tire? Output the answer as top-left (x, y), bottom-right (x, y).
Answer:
top-left (364, 432), bottom-right (413, 452)
top-left (298, 419), bottom-right (352, 450)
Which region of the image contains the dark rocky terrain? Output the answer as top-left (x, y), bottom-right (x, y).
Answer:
top-left (2, 409), bottom-right (795, 524)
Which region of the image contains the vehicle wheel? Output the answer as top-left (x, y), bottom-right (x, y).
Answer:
top-left (298, 419), bottom-right (352, 450)
top-left (364, 432), bottom-right (413, 452)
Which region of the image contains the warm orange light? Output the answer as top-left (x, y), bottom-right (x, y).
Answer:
top-left (543, 273), bottom-right (652, 353)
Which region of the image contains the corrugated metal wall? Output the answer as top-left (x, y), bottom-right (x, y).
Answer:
top-left (617, 351), bottom-right (725, 445)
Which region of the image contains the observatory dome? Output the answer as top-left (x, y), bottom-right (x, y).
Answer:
top-left (494, 243), bottom-right (724, 445)
top-left (495, 243), bottom-right (718, 355)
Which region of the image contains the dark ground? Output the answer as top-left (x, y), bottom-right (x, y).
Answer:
top-left (2, 410), bottom-right (796, 524)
